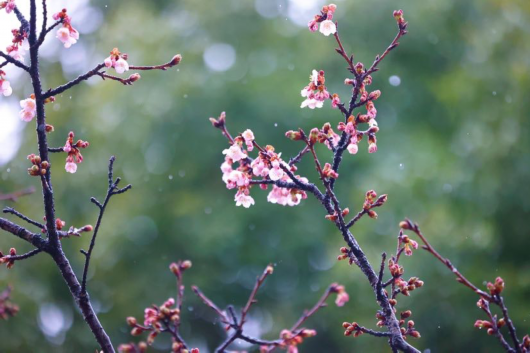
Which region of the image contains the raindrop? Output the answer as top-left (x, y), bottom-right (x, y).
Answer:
top-left (188, 306), bottom-right (194, 312)
top-left (204, 207), bottom-right (212, 215)
top-left (492, 91), bottom-right (497, 96)
top-left (179, 170), bottom-right (186, 177)
top-left (203, 43), bottom-right (236, 72)
top-left (274, 123), bottom-right (278, 127)
top-left (168, 175), bottom-right (173, 180)
top-left (6, 168), bottom-right (10, 173)
top-left (389, 75), bottom-right (401, 86)
top-left (399, 163), bottom-right (404, 170)
top-left (183, 94), bottom-right (188, 99)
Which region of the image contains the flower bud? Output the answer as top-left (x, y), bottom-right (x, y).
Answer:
top-left (131, 327), bottom-right (143, 336)
top-left (126, 316), bottom-right (137, 326)
top-left (401, 310), bottom-right (412, 319)
top-left (181, 260), bottom-right (192, 270)
top-left (171, 54), bottom-right (182, 66)
top-left (128, 73), bottom-right (141, 83)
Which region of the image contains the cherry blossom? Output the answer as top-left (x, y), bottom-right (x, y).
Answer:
top-left (6, 29), bottom-right (28, 62)
top-left (235, 189), bottom-right (255, 208)
top-left (19, 97), bottom-right (36, 122)
top-left (319, 20), bottom-right (337, 36)
top-left (53, 9), bottom-right (80, 48)
top-left (0, 0), bottom-right (15, 14)
top-left (104, 48), bottom-right (130, 74)
top-left (242, 129), bottom-right (255, 151)
top-left (268, 159), bottom-right (284, 181)
top-left (0, 71), bottom-right (12, 97)
top-left (222, 144), bottom-right (246, 162)
top-left (300, 70), bottom-right (331, 109)
top-left (62, 131), bottom-right (89, 174)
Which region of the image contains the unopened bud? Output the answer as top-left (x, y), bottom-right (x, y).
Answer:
top-left (126, 317), bottom-right (137, 326)
top-left (181, 260), bottom-right (192, 270)
top-left (171, 54), bottom-right (182, 66)
top-left (399, 220), bottom-right (411, 230)
top-left (265, 265), bottom-right (274, 275)
top-left (45, 124), bottom-right (55, 133)
top-left (128, 73), bottom-right (141, 83)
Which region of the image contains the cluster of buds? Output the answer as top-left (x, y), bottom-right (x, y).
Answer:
top-left (307, 3), bottom-right (337, 36)
top-left (321, 162), bottom-right (339, 179)
top-left (395, 277), bottom-right (423, 297)
top-left (169, 259), bottom-right (192, 279)
top-left (300, 70), bottom-right (333, 109)
top-left (362, 190), bottom-right (388, 219)
top-left (128, 297), bottom-right (181, 345)
top-left (474, 319), bottom-right (503, 336)
top-left (0, 70), bottom-right (12, 97)
top-left (26, 153), bottom-right (49, 176)
top-left (117, 342), bottom-right (148, 353)
top-left (400, 318), bottom-right (420, 338)
top-left (0, 286), bottom-right (18, 319)
top-left (264, 329), bottom-right (317, 353)
top-left (486, 277), bottom-right (504, 296)
top-left (0, 0), bottom-right (15, 13)
top-left (327, 209), bottom-right (349, 223)
top-left (104, 48), bottom-right (130, 74)
top-left (342, 322), bottom-right (364, 338)
top-left (53, 9), bottom-right (79, 48)
top-left (0, 248), bottom-right (17, 269)
top-left (388, 258), bottom-right (404, 278)
top-left (393, 10), bottom-right (407, 27)
top-left (400, 233), bottom-right (419, 257)
top-left (6, 28), bottom-right (28, 62)
top-left (63, 131), bottom-right (89, 173)
top-left (330, 283), bottom-right (350, 307)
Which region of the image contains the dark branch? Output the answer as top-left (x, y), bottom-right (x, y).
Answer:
top-left (3, 207), bottom-right (45, 229)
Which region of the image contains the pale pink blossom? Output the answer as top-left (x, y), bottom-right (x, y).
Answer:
top-left (300, 98), bottom-right (324, 109)
top-left (0, 80), bottom-right (12, 97)
top-left (235, 190), bottom-right (255, 208)
top-left (347, 143), bottom-right (358, 155)
top-left (250, 158), bottom-right (269, 178)
top-left (222, 144), bottom-right (246, 162)
top-left (368, 143), bottom-right (378, 154)
top-left (242, 129), bottom-right (255, 151)
top-left (65, 161), bottom-right (77, 173)
top-left (104, 56), bottom-right (114, 68)
top-left (224, 170), bottom-right (249, 189)
top-left (56, 27), bottom-right (79, 48)
top-left (335, 291), bottom-right (349, 307)
top-left (144, 308), bottom-right (158, 326)
top-left (319, 20), bottom-right (336, 36)
top-left (268, 160), bottom-right (284, 181)
top-left (19, 98), bottom-right (36, 122)
top-left (7, 46), bottom-right (24, 62)
top-left (114, 57), bottom-right (129, 74)
top-left (220, 161), bottom-right (232, 174)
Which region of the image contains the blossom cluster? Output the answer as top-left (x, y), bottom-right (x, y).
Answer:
top-left (19, 95), bottom-right (36, 121)
top-left (105, 48), bottom-right (130, 74)
top-left (300, 70), bottom-right (332, 109)
top-left (63, 131), bottom-right (89, 173)
top-left (53, 9), bottom-right (80, 48)
top-left (0, 0), bottom-right (15, 14)
top-left (0, 248), bottom-right (17, 269)
top-left (121, 261), bottom-right (196, 353)
top-left (263, 329), bottom-right (317, 353)
top-left (6, 28), bottom-right (28, 62)
top-left (26, 153), bottom-right (49, 177)
top-left (0, 70), bottom-right (12, 97)
top-left (307, 3), bottom-right (337, 36)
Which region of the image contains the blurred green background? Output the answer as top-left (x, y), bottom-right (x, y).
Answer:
top-left (1, 0), bottom-right (529, 352)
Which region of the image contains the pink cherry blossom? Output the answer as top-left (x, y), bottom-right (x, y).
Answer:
top-left (56, 27), bottom-right (79, 48)
top-left (114, 57), bottom-right (130, 74)
top-left (242, 129), bottom-right (255, 151)
top-left (65, 161), bottom-right (77, 174)
top-left (235, 190), bottom-right (255, 208)
top-left (307, 20), bottom-right (318, 32)
top-left (300, 70), bottom-right (329, 109)
top-left (319, 20), bottom-right (336, 36)
top-left (0, 79), bottom-right (12, 97)
top-left (331, 94), bottom-right (341, 109)
top-left (347, 143), bottom-right (358, 155)
top-left (104, 56), bottom-right (114, 68)
top-left (250, 158), bottom-right (269, 178)
top-left (222, 144), bottom-right (246, 162)
top-left (335, 291), bottom-right (349, 307)
top-left (19, 98), bottom-right (36, 122)
top-left (268, 160), bottom-right (284, 181)
top-left (300, 98), bottom-right (324, 109)
top-left (3, 0), bottom-right (15, 13)
top-left (368, 143), bottom-right (377, 154)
